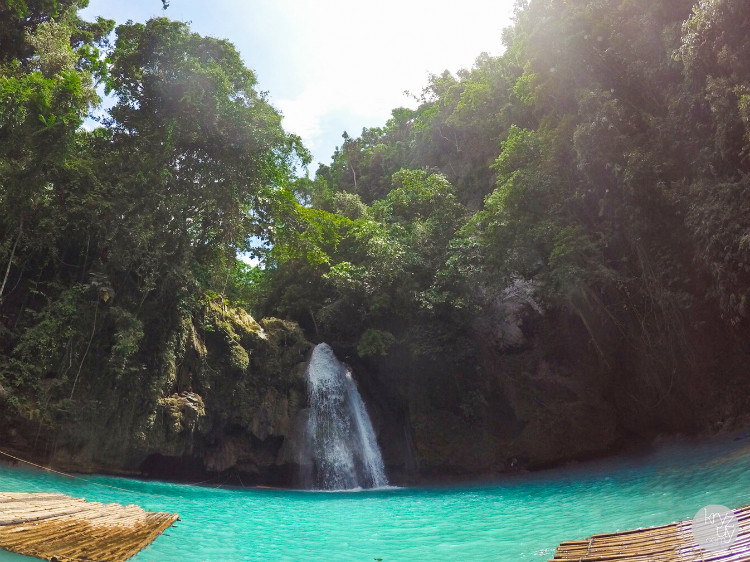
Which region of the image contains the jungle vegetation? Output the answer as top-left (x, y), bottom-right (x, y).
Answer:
top-left (2, 0), bottom-right (750, 453)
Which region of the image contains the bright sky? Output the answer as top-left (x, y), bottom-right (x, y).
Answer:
top-left (81, 0), bottom-right (516, 169)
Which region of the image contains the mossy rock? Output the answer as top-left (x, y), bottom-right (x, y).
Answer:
top-left (206, 299), bottom-right (265, 349)
top-left (229, 343), bottom-right (250, 371)
top-left (255, 317), bottom-right (310, 387)
top-left (157, 392), bottom-right (206, 433)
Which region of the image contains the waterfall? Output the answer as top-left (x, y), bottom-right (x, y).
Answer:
top-left (303, 343), bottom-right (389, 490)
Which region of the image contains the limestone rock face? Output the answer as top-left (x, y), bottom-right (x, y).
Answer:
top-left (405, 349), bottom-right (618, 480)
top-left (30, 302), bottom-right (313, 486)
top-left (4, 281), bottom-right (710, 487)
top-left (253, 389), bottom-right (287, 440)
top-left (275, 409), bottom-right (309, 467)
top-left (133, 308), bottom-right (310, 484)
top-left (145, 392), bottom-right (207, 458)
top-left (349, 292), bottom-right (622, 485)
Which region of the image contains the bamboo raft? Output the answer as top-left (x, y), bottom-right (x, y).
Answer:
top-left (552, 504), bottom-right (750, 561)
top-left (0, 492), bottom-right (179, 561)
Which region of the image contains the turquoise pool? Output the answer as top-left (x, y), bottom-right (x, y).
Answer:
top-left (2, 434), bottom-right (750, 561)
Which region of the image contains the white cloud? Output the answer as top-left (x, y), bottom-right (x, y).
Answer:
top-left (275, 89), bottom-right (326, 143)
top-left (262, 0), bottom-right (516, 165)
top-left (82, 0), bottom-right (517, 165)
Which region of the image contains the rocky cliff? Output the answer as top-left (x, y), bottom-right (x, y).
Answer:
top-left (1, 300), bottom-right (312, 486)
top-left (3, 293), bottom-right (748, 488)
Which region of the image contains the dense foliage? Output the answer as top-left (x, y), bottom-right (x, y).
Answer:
top-left (256, 0), bottom-right (750, 435)
top-left (0, 1), bottom-right (307, 448)
top-left (2, 0), bottom-right (750, 471)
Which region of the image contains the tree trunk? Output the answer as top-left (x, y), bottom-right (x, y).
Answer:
top-left (70, 301), bottom-right (99, 399)
top-left (0, 218), bottom-right (23, 301)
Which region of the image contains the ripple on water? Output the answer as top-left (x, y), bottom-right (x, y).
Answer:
top-left (2, 435), bottom-right (750, 560)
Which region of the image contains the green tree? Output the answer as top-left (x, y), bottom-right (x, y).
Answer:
top-left (101, 18), bottom-right (308, 297)
top-left (0, 17), bottom-right (103, 300)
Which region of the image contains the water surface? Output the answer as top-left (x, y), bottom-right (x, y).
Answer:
top-left (2, 434), bottom-right (750, 561)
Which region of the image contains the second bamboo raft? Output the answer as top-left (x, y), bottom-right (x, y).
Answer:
top-left (552, 504), bottom-right (750, 561)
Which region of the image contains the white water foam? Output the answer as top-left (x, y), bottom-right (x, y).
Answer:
top-left (303, 343), bottom-right (388, 490)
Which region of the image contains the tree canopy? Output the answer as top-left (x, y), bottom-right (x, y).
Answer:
top-left (3, 0), bottom-right (750, 463)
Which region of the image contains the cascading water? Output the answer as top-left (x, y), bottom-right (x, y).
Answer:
top-left (302, 343), bottom-right (388, 490)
